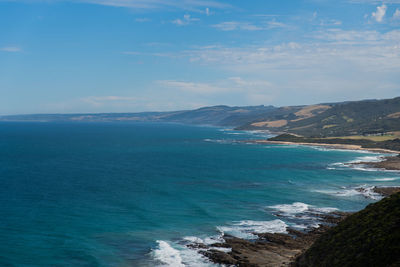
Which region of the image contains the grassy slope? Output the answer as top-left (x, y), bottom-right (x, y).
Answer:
top-left (268, 134), bottom-right (400, 151)
top-left (238, 97), bottom-right (400, 137)
top-left (295, 192), bottom-right (400, 267)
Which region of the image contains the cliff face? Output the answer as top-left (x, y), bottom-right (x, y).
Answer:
top-left (295, 192), bottom-right (400, 267)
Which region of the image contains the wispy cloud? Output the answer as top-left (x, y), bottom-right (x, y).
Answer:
top-left (319, 19), bottom-right (342, 26)
top-left (157, 80), bottom-right (229, 94)
top-left (371, 4), bottom-right (387, 22)
top-left (188, 29), bottom-right (400, 70)
top-left (80, 96), bottom-right (139, 107)
top-left (135, 18), bottom-right (151, 22)
top-left (177, 28), bottom-right (400, 103)
top-left (212, 21), bottom-right (262, 31)
top-left (0, 46), bottom-right (22, 52)
top-left (4, 0), bottom-right (230, 11)
top-left (394, 9), bottom-right (400, 19)
top-left (172, 14), bottom-right (199, 26)
top-left (349, 0), bottom-right (400, 3)
top-left (156, 77), bottom-right (276, 104)
top-left (158, 77), bottom-right (272, 94)
top-left (212, 19), bottom-right (288, 31)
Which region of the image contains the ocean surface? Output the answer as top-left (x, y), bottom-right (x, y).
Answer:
top-left (0, 122), bottom-right (399, 266)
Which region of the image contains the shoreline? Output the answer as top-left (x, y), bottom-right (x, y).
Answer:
top-left (198, 186), bottom-right (400, 266)
top-left (252, 140), bottom-right (400, 155)
top-left (198, 212), bottom-right (349, 266)
top-left (194, 134), bottom-right (400, 266)
top-left (250, 139), bottom-right (400, 171)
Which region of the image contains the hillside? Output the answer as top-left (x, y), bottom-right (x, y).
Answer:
top-left (1, 97), bottom-right (399, 137)
top-left (237, 97), bottom-right (400, 137)
top-left (0, 105), bottom-right (276, 127)
top-left (295, 192), bottom-right (400, 267)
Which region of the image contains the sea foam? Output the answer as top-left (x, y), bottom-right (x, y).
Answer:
top-left (313, 185), bottom-right (383, 200)
top-left (267, 202), bottom-right (338, 229)
top-left (217, 219), bottom-right (288, 239)
top-left (152, 240), bottom-right (214, 267)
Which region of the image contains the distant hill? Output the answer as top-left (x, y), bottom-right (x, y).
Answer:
top-left (0, 105), bottom-right (276, 128)
top-left (2, 97), bottom-right (399, 137)
top-left (237, 97), bottom-right (400, 137)
top-left (295, 192), bottom-right (400, 267)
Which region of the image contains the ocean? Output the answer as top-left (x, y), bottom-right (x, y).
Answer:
top-left (0, 122), bottom-right (399, 266)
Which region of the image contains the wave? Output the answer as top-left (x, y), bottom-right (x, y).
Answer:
top-left (268, 202), bottom-right (337, 215)
top-left (267, 202), bottom-right (338, 229)
top-left (203, 139), bottom-right (237, 144)
top-left (151, 240), bottom-right (214, 267)
top-left (327, 154), bottom-right (392, 172)
top-left (217, 219), bottom-right (287, 239)
top-left (348, 155), bottom-right (385, 163)
top-left (310, 146), bottom-right (371, 153)
top-left (313, 185), bottom-right (382, 200)
top-left (151, 219), bottom-right (288, 266)
top-left (373, 177), bottom-right (398, 181)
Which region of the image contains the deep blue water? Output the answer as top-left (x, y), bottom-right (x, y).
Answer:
top-left (0, 122), bottom-right (399, 266)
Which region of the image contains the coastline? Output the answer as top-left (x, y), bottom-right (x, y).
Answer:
top-left (197, 211), bottom-right (349, 266)
top-left (194, 133), bottom-right (400, 266)
top-left (197, 186), bottom-right (400, 266)
top-left (253, 140), bottom-right (400, 155)
top-left (251, 139), bottom-right (400, 171)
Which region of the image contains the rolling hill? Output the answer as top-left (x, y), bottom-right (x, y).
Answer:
top-left (1, 97), bottom-right (399, 138)
top-left (237, 97), bottom-right (400, 137)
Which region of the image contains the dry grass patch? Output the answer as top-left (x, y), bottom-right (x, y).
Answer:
top-left (251, 120), bottom-right (288, 128)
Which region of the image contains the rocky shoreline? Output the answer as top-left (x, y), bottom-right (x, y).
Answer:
top-left (359, 155), bottom-right (400, 171)
top-left (251, 140), bottom-right (400, 155)
top-left (195, 212), bottom-right (349, 267)
top-left (192, 186), bottom-right (399, 267)
top-left (192, 138), bottom-right (400, 266)
top-left (252, 139), bottom-right (400, 171)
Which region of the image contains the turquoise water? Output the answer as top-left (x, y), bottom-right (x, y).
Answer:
top-left (0, 122), bottom-right (399, 266)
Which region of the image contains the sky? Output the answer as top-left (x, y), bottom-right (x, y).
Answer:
top-left (0, 0), bottom-right (400, 114)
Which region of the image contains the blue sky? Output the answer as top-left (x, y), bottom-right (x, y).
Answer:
top-left (0, 0), bottom-right (399, 114)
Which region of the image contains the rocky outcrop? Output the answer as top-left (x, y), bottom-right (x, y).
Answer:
top-left (196, 213), bottom-right (349, 267)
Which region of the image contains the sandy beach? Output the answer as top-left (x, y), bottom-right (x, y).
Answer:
top-left (254, 140), bottom-right (400, 155)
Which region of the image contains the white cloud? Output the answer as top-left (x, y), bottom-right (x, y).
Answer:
top-left (80, 96), bottom-right (139, 107)
top-left (188, 29), bottom-right (400, 71)
top-left (158, 77), bottom-right (272, 94)
top-left (156, 77), bottom-right (276, 105)
top-left (371, 4), bottom-right (387, 22)
top-left (0, 46), bottom-right (22, 52)
top-left (393, 8), bottom-right (400, 19)
top-left (266, 19), bottom-right (288, 29)
top-left (212, 19), bottom-right (288, 31)
top-left (135, 18), bottom-right (151, 22)
top-left (172, 14), bottom-right (199, 26)
top-left (319, 19), bottom-right (342, 26)
top-left (178, 29), bottom-right (400, 104)
top-left (157, 80), bottom-right (229, 94)
top-left (0, 0), bottom-right (230, 11)
top-left (212, 21), bottom-right (262, 31)
top-left (314, 29), bottom-right (381, 43)
top-left (349, 0), bottom-right (400, 3)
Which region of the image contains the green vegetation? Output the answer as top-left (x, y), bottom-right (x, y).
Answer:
top-left (296, 192), bottom-right (400, 267)
top-left (269, 134), bottom-right (400, 151)
top-left (324, 134), bottom-right (399, 142)
top-left (239, 97), bottom-right (400, 137)
top-left (1, 97), bottom-right (399, 136)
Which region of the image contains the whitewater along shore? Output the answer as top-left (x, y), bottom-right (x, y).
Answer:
top-left (249, 138), bottom-right (400, 171)
top-left (195, 212), bottom-right (349, 267)
top-left (193, 187), bottom-right (400, 267)
top-left (253, 140), bottom-right (400, 155)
